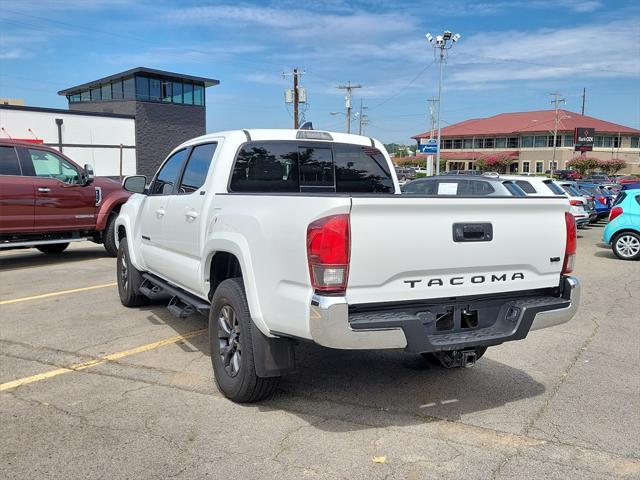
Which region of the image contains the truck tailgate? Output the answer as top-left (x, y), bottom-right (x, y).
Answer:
top-left (347, 196), bottom-right (569, 305)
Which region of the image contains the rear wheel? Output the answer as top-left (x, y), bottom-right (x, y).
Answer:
top-left (116, 238), bottom-right (147, 307)
top-left (36, 243), bottom-right (69, 254)
top-left (612, 232), bottom-right (640, 260)
top-left (103, 213), bottom-right (118, 257)
top-left (209, 278), bottom-right (279, 403)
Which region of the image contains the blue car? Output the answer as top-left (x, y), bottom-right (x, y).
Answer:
top-left (603, 189), bottom-right (640, 260)
top-left (576, 182), bottom-right (612, 219)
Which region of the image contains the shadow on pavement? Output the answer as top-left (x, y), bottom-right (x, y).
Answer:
top-left (594, 250), bottom-right (617, 259)
top-left (141, 304), bottom-right (546, 430)
top-left (0, 246), bottom-right (109, 271)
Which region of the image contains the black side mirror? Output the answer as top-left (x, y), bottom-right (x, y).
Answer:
top-left (123, 175), bottom-right (147, 194)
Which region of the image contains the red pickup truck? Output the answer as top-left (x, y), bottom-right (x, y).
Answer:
top-left (0, 140), bottom-right (131, 256)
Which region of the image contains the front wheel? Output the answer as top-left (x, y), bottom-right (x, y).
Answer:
top-left (103, 213), bottom-right (118, 257)
top-left (209, 278), bottom-right (279, 403)
top-left (116, 238), bottom-right (148, 307)
top-left (36, 243), bottom-right (69, 254)
top-left (612, 232), bottom-right (640, 260)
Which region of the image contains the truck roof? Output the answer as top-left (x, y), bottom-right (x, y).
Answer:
top-left (175, 129), bottom-right (379, 150)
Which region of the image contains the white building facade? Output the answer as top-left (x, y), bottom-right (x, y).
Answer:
top-left (0, 105), bottom-right (136, 176)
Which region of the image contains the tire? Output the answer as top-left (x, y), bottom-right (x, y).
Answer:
top-left (422, 346), bottom-right (487, 368)
top-left (116, 238), bottom-right (148, 307)
top-left (103, 213), bottom-right (118, 257)
top-left (209, 278), bottom-right (279, 403)
top-left (612, 232), bottom-right (640, 261)
top-left (36, 243), bottom-right (69, 254)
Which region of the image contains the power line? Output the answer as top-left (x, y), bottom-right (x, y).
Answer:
top-left (368, 59), bottom-right (437, 110)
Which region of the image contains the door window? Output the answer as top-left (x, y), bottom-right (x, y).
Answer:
top-left (178, 143), bottom-right (217, 194)
top-left (27, 149), bottom-right (80, 184)
top-left (0, 146), bottom-right (21, 175)
top-left (150, 149), bottom-right (188, 195)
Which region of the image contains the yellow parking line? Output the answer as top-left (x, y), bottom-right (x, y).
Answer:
top-left (0, 282), bottom-right (117, 305)
top-left (0, 328), bottom-right (207, 392)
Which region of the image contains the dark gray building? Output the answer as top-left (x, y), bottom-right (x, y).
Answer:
top-left (58, 67), bottom-right (219, 177)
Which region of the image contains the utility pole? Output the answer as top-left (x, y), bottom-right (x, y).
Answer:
top-left (426, 30), bottom-right (461, 175)
top-left (283, 68), bottom-right (305, 128)
top-left (550, 92), bottom-right (566, 171)
top-left (358, 99), bottom-right (369, 135)
top-left (427, 97), bottom-right (438, 175)
top-left (581, 87), bottom-right (586, 115)
top-left (337, 81), bottom-right (361, 133)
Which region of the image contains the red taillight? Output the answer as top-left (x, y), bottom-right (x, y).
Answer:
top-left (307, 214), bottom-right (350, 294)
top-left (596, 195), bottom-right (607, 205)
top-left (569, 199), bottom-right (584, 206)
top-left (609, 206), bottom-right (623, 222)
top-left (562, 212), bottom-right (577, 274)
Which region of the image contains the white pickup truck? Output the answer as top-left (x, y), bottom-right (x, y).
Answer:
top-left (115, 129), bottom-right (580, 402)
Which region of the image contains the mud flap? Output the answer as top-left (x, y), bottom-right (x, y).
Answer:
top-left (252, 326), bottom-right (296, 377)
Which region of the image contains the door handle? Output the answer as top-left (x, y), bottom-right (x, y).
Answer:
top-left (38, 187), bottom-right (51, 193)
top-left (185, 210), bottom-right (199, 221)
top-left (155, 208), bottom-right (165, 218)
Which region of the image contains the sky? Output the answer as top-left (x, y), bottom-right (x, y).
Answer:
top-left (1, 0), bottom-right (639, 144)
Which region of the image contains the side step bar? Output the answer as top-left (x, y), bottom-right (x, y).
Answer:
top-left (140, 273), bottom-right (210, 317)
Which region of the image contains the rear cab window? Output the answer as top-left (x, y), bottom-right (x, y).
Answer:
top-left (229, 141), bottom-right (394, 193)
top-left (543, 180), bottom-right (566, 195)
top-left (0, 146), bottom-right (22, 176)
top-left (515, 180), bottom-right (537, 194)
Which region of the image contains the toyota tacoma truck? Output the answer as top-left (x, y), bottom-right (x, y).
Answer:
top-left (0, 140), bottom-right (131, 256)
top-left (115, 129), bottom-right (580, 403)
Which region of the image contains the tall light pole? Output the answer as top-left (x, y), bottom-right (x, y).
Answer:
top-left (426, 30), bottom-right (461, 175)
top-left (550, 92), bottom-right (566, 171)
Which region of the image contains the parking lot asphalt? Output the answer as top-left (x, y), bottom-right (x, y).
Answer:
top-left (1, 223), bottom-right (639, 480)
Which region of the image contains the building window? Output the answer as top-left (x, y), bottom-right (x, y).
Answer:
top-left (112, 80), bottom-right (123, 100)
top-left (90, 87), bottom-right (101, 101)
top-left (183, 82), bottom-right (194, 104)
top-left (123, 77), bottom-right (135, 99)
top-left (534, 136), bottom-right (547, 148)
top-left (80, 90), bottom-right (90, 102)
top-left (535, 161), bottom-right (543, 173)
top-left (101, 83), bottom-right (112, 101)
top-left (631, 137), bottom-right (639, 148)
top-left (495, 137), bottom-right (506, 148)
top-left (484, 138), bottom-right (494, 148)
top-left (135, 76), bottom-right (149, 101)
top-left (442, 139), bottom-right (453, 149)
top-left (467, 161), bottom-right (474, 170)
top-left (613, 136), bottom-right (621, 148)
top-left (161, 81), bottom-right (172, 103)
top-left (507, 137), bottom-right (518, 148)
top-left (69, 93), bottom-right (81, 103)
top-left (453, 139), bottom-right (462, 149)
top-left (149, 78), bottom-right (161, 101)
top-left (602, 136), bottom-right (613, 148)
top-left (522, 161), bottom-right (530, 173)
top-left (474, 138), bottom-right (483, 149)
top-left (562, 134), bottom-right (573, 147)
top-left (172, 82), bottom-right (183, 103)
top-left (520, 136), bottom-right (534, 148)
top-left (463, 138), bottom-right (473, 149)
top-left (194, 84), bottom-right (204, 106)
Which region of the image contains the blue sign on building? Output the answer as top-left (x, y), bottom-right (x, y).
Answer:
top-left (419, 139), bottom-right (438, 154)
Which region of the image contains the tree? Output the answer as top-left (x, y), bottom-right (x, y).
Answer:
top-left (598, 158), bottom-right (627, 175)
top-left (567, 156), bottom-right (599, 175)
top-left (475, 154), bottom-right (513, 173)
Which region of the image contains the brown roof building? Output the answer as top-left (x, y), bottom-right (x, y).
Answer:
top-left (412, 109), bottom-right (640, 174)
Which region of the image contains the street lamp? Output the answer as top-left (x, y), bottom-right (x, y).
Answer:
top-left (426, 30), bottom-right (461, 175)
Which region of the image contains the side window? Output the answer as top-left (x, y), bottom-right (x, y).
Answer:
top-left (402, 180), bottom-right (435, 195)
top-left (543, 180), bottom-right (566, 195)
top-left (179, 143), bottom-right (217, 194)
top-left (334, 145), bottom-right (394, 193)
top-left (516, 180), bottom-right (537, 194)
top-left (456, 180), bottom-right (495, 195)
top-left (0, 146), bottom-right (21, 176)
top-left (27, 149), bottom-right (80, 184)
top-left (230, 142), bottom-right (299, 192)
top-left (299, 147), bottom-right (334, 191)
top-left (150, 149), bottom-right (188, 195)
